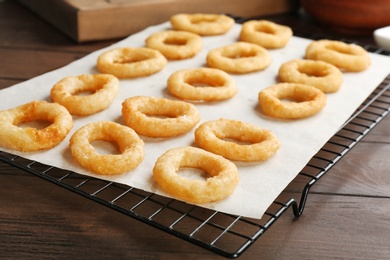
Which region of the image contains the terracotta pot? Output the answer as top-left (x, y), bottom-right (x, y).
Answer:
top-left (300, 0), bottom-right (390, 35)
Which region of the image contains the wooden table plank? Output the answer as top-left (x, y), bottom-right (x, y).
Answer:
top-left (2, 166), bottom-right (390, 259)
top-left (362, 119), bottom-right (390, 143)
top-left (0, 49), bottom-right (85, 80)
top-left (253, 194), bottom-right (390, 259)
top-left (310, 141), bottom-right (390, 196)
top-left (1, 1), bottom-right (390, 259)
top-left (0, 79), bottom-right (21, 90)
top-left (0, 1), bottom-right (113, 51)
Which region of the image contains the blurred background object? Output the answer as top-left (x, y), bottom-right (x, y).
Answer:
top-left (374, 26), bottom-right (390, 51)
top-left (17, 0), bottom-right (299, 42)
top-left (300, 0), bottom-right (390, 35)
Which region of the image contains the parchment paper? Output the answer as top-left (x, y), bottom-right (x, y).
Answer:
top-left (1, 22), bottom-right (390, 219)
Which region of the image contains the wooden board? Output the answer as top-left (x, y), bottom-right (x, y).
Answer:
top-left (18, 0), bottom-right (299, 42)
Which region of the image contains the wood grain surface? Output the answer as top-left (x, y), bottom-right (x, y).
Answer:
top-left (1, 1), bottom-right (390, 259)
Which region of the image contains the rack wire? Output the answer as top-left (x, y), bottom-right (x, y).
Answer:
top-left (1, 33), bottom-right (390, 258)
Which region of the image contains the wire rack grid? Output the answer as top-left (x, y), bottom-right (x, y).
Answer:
top-left (1, 32), bottom-right (390, 258)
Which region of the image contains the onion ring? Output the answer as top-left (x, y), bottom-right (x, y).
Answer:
top-left (206, 42), bottom-right (271, 74)
top-left (97, 47), bottom-right (167, 78)
top-left (239, 20), bottom-right (293, 49)
top-left (69, 121), bottom-right (144, 175)
top-left (153, 146), bottom-right (239, 204)
top-left (0, 100), bottom-right (73, 152)
top-left (278, 59), bottom-right (343, 93)
top-left (50, 74), bottom-right (119, 116)
top-left (145, 30), bottom-right (202, 60)
top-left (305, 40), bottom-right (371, 72)
top-left (167, 67), bottom-right (238, 101)
top-left (258, 83), bottom-right (327, 119)
top-left (170, 13), bottom-right (234, 36)
top-left (122, 96), bottom-right (201, 137)
top-left (194, 118), bottom-right (280, 161)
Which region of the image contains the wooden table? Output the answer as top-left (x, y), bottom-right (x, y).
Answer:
top-left (1, 1), bottom-right (390, 259)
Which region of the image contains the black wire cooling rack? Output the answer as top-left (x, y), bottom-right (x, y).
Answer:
top-left (1, 31), bottom-right (390, 258)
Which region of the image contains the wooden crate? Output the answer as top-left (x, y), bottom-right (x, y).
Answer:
top-left (18, 0), bottom-right (299, 42)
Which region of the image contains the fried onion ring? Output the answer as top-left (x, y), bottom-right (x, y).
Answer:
top-left (69, 121), bottom-right (144, 175)
top-left (153, 146), bottom-right (239, 204)
top-left (97, 47), bottom-right (167, 78)
top-left (145, 30), bottom-right (202, 60)
top-left (50, 74), bottom-right (119, 116)
top-left (206, 42), bottom-right (271, 74)
top-left (0, 100), bottom-right (73, 152)
top-left (305, 40), bottom-right (371, 72)
top-left (167, 68), bottom-right (237, 101)
top-left (122, 96), bottom-right (201, 137)
top-left (278, 59), bottom-right (343, 93)
top-left (258, 83), bottom-right (327, 119)
top-left (170, 13), bottom-right (234, 36)
top-left (194, 118), bottom-right (280, 161)
top-left (239, 20), bottom-right (292, 49)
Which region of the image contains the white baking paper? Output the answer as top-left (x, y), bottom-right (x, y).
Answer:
top-left (1, 22), bottom-right (390, 219)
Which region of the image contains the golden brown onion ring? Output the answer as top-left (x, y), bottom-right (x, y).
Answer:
top-left (153, 146), bottom-right (239, 204)
top-left (0, 100), bottom-right (73, 152)
top-left (258, 83), bottom-right (327, 119)
top-left (69, 121), bottom-right (144, 175)
top-left (122, 96), bottom-right (201, 137)
top-left (170, 13), bottom-right (234, 36)
top-left (97, 47), bottom-right (167, 78)
top-left (50, 74), bottom-right (119, 116)
top-left (194, 118), bottom-right (280, 161)
top-left (167, 67), bottom-right (237, 101)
